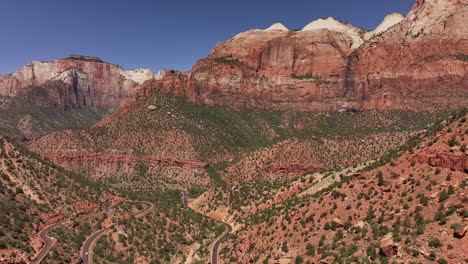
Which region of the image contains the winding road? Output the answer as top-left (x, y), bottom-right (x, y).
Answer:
top-left (80, 201), bottom-right (153, 264)
top-left (30, 221), bottom-right (65, 264)
top-left (182, 190), bottom-right (232, 264)
top-left (32, 193), bottom-right (227, 264)
top-left (31, 203), bottom-right (121, 264)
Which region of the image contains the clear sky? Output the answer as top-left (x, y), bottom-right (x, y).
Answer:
top-left (0, 0), bottom-right (414, 74)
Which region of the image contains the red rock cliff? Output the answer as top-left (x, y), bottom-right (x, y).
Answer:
top-left (151, 0), bottom-right (467, 112)
top-left (0, 55), bottom-right (153, 110)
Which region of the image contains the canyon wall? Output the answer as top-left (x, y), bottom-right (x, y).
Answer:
top-left (0, 55), bottom-right (153, 111)
top-left (151, 0), bottom-right (467, 112)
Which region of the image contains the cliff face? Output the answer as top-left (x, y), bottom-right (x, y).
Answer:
top-left (153, 0), bottom-right (467, 112)
top-left (0, 55), bottom-right (153, 110)
top-left (349, 0), bottom-right (468, 111)
top-left (155, 28), bottom-right (359, 111)
top-left (0, 55), bottom-right (154, 139)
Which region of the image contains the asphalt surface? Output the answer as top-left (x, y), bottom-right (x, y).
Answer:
top-left (182, 190), bottom-right (232, 264)
top-left (81, 227), bottom-right (110, 264)
top-left (210, 221), bottom-right (233, 264)
top-left (80, 201), bottom-right (153, 264)
top-left (30, 221), bottom-right (64, 264)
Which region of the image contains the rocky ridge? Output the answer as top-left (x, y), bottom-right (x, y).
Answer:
top-left (149, 0), bottom-right (467, 112)
top-left (191, 110), bottom-right (468, 263)
top-left (0, 55), bottom-right (154, 110)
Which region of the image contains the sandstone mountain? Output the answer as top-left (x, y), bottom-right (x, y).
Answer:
top-left (152, 0), bottom-right (467, 112)
top-left (0, 55), bottom-right (154, 139)
top-left (0, 55), bottom-right (152, 110)
top-left (2, 1), bottom-right (467, 263)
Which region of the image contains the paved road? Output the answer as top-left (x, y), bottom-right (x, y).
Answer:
top-left (29, 203), bottom-right (119, 264)
top-left (210, 221), bottom-right (233, 264)
top-left (30, 221), bottom-right (64, 264)
top-left (80, 227), bottom-right (110, 264)
top-left (80, 201), bottom-right (153, 264)
top-left (182, 190), bottom-right (232, 264)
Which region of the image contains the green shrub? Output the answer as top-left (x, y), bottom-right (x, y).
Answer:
top-left (437, 258), bottom-right (447, 264)
top-left (295, 256), bottom-right (304, 264)
top-left (428, 237), bottom-right (442, 248)
top-left (455, 54), bottom-right (468, 61)
top-left (290, 73), bottom-right (320, 80)
top-left (306, 243), bottom-right (315, 256)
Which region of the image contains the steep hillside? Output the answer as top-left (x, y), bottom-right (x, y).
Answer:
top-left (150, 0), bottom-right (467, 112)
top-left (191, 109), bottom-right (467, 263)
top-left (89, 188), bottom-right (225, 263)
top-left (0, 134), bottom-right (232, 263)
top-left (31, 80), bottom-right (447, 184)
top-left (0, 136), bottom-right (115, 263)
top-left (0, 84), bottom-right (107, 140)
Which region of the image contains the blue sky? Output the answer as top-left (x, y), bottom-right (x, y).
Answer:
top-left (0, 0), bottom-right (414, 74)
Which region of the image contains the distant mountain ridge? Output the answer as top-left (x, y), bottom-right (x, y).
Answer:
top-left (150, 0), bottom-right (467, 112)
top-left (0, 54), bottom-right (153, 110)
top-left (0, 55), bottom-right (155, 139)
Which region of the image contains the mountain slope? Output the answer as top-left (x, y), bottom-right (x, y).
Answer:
top-left (0, 136), bottom-right (115, 263)
top-left (191, 109), bottom-right (468, 263)
top-left (0, 55), bottom-right (153, 139)
top-left (31, 80), bottom-right (447, 184)
top-left (349, 0), bottom-right (468, 111)
top-left (0, 84), bottom-right (107, 140)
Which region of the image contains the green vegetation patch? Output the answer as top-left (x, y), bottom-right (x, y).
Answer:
top-left (290, 73), bottom-right (320, 80)
top-left (454, 54), bottom-right (468, 61)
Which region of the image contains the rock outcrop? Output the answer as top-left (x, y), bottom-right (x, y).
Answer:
top-left (363, 13), bottom-right (404, 41)
top-left (380, 234), bottom-right (398, 257)
top-left (0, 55), bottom-right (153, 111)
top-left (412, 151), bottom-right (467, 172)
top-left (265, 23), bottom-right (289, 31)
top-left (149, 0), bottom-right (467, 112)
top-left (302, 17), bottom-right (366, 49)
top-left (453, 225), bottom-right (467, 239)
top-left (349, 0), bottom-right (467, 111)
top-left (46, 152), bottom-right (208, 169)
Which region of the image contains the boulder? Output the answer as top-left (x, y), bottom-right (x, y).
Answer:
top-left (354, 221), bottom-right (366, 229)
top-left (453, 225), bottom-right (468, 239)
top-left (379, 233), bottom-right (398, 257)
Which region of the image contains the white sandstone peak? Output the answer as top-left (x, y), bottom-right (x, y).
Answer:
top-left (265, 23), bottom-right (289, 31)
top-left (364, 13), bottom-right (404, 41)
top-left (302, 17), bottom-right (341, 31)
top-left (154, 70), bottom-right (168, 80)
top-left (405, 0), bottom-right (461, 39)
top-left (302, 17), bottom-right (364, 49)
top-left (123, 68), bottom-right (153, 84)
